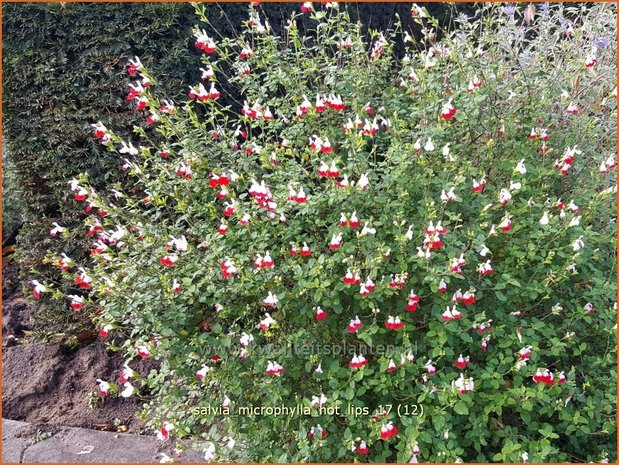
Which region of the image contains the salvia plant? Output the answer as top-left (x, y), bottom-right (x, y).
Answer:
top-left (39, 2), bottom-right (616, 462)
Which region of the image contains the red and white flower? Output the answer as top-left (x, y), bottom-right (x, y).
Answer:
top-left (329, 233), bottom-right (342, 250)
top-left (265, 361), bottom-right (285, 375)
top-left (239, 213), bottom-right (251, 226)
top-left (258, 313), bottom-right (277, 331)
top-left (344, 211), bottom-right (359, 228)
top-left (478, 259), bottom-right (493, 276)
top-left (195, 365), bottom-right (210, 380)
top-left (425, 359), bottom-right (436, 375)
top-left (384, 315), bottom-right (404, 330)
top-left (96, 379), bottom-right (110, 397)
top-left (349, 354), bottom-right (368, 369)
top-left (157, 422), bottom-right (174, 441)
top-left (389, 273), bottom-right (407, 289)
top-left (342, 269), bottom-right (360, 285)
top-left (462, 290), bottom-right (476, 305)
top-left (533, 369), bottom-right (555, 385)
top-left (455, 354), bottom-right (469, 369)
top-left (326, 94), bottom-right (345, 111)
top-left (380, 421), bottom-right (398, 440)
top-left (220, 258), bottom-right (237, 278)
top-left (176, 163), bottom-right (193, 179)
top-left (329, 233), bottom-right (343, 250)
top-left (120, 363), bottom-right (134, 383)
top-left (481, 335), bottom-right (490, 351)
top-left (262, 292), bottom-right (279, 308)
top-left (239, 46), bottom-right (253, 60)
top-left (440, 99), bottom-right (457, 120)
top-left (217, 220), bottom-right (229, 235)
top-left (314, 306), bottom-right (327, 321)
top-left (68, 295), bottom-right (84, 310)
top-left (353, 440), bottom-right (369, 455)
top-left (518, 346), bottom-right (533, 362)
top-left (194, 29), bottom-right (216, 53)
top-left (406, 290), bottom-right (420, 311)
top-left (160, 254), bottom-right (177, 267)
top-left (57, 253), bottom-right (73, 271)
top-left (347, 316), bottom-right (363, 333)
top-left (295, 186), bottom-right (308, 203)
top-left (386, 359), bottom-right (398, 372)
top-left (75, 268), bottom-right (92, 289)
top-left (441, 305), bottom-right (462, 321)
top-left (451, 253), bottom-right (466, 273)
top-left (137, 345), bottom-right (151, 358)
top-left (585, 54), bottom-right (597, 68)
top-left (499, 188), bottom-right (512, 206)
top-left (300, 242), bottom-right (312, 256)
top-left (308, 425), bottom-right (326, 440)
top-left (499, 215), bottom-right (512, 232)
top-left (452, 373), bottom-right (475, 394)
top-left (472, 178), bottom-right (487, 192)
top-left (99, 324), bottom-right (112, 338)
top-left (127, 56), bottom-right (143, 76)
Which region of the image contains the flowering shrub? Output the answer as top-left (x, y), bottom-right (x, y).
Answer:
top-left (44, 2), bottom-right (616, 462)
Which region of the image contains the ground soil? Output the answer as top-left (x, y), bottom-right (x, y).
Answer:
top-left (2, 259), bottom-right (149, 434)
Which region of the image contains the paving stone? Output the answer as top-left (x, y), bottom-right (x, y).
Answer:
top-left (3, 419), bottom-right (208, 463)
top-left (21, 426), bottom-right (161, 463)
top-left (2, 419), bottom-right (30, 463)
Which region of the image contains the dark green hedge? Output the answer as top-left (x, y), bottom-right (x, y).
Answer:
top-left (2, 2), bottom-right (197, 247)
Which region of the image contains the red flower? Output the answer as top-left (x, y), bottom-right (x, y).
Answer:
top-left (342, 269), bottom-right (360, 285)
top-left (217, 221), bottom-right (229, 235)
top-left (99, 324), bottom-right (112, 338)
top-left (137, 345), bottom-right (151, 358)
top-left (349, 354), bottom-right (368, 369)
top-left (300, 242), bottom-right (312, 256)
top-left (69, 295), bottom-right (84, 310)
top-left (265, 361), bottom-right (285, 375)
top-left (455, 354), bottom-right (469, 369)
top-left (462, 290), bottom-right (476, 306)
top-left (356, 441), bottom-right (369, 455)
top-left (440, 100), bottom-right (457, 120)
top-left (384, 315), bottom-right (403, 330)
top-left (347, 316), bottom-right (363, 333)
top-left (75, 269), bottom-right (92, 289)
top-left (308, 425), bottom-right (326, 440)
top-left (221, 259), bottom-right (237, 278)
top-left (160, 255), bottom-right (177, 267)
top-left (406, 290), bottom-right (420, 311)
top-left (379, 421), bottom-right (398, 440)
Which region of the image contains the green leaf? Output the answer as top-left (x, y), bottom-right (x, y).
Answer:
top-left (454, 402), bottom-right (469, 415)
